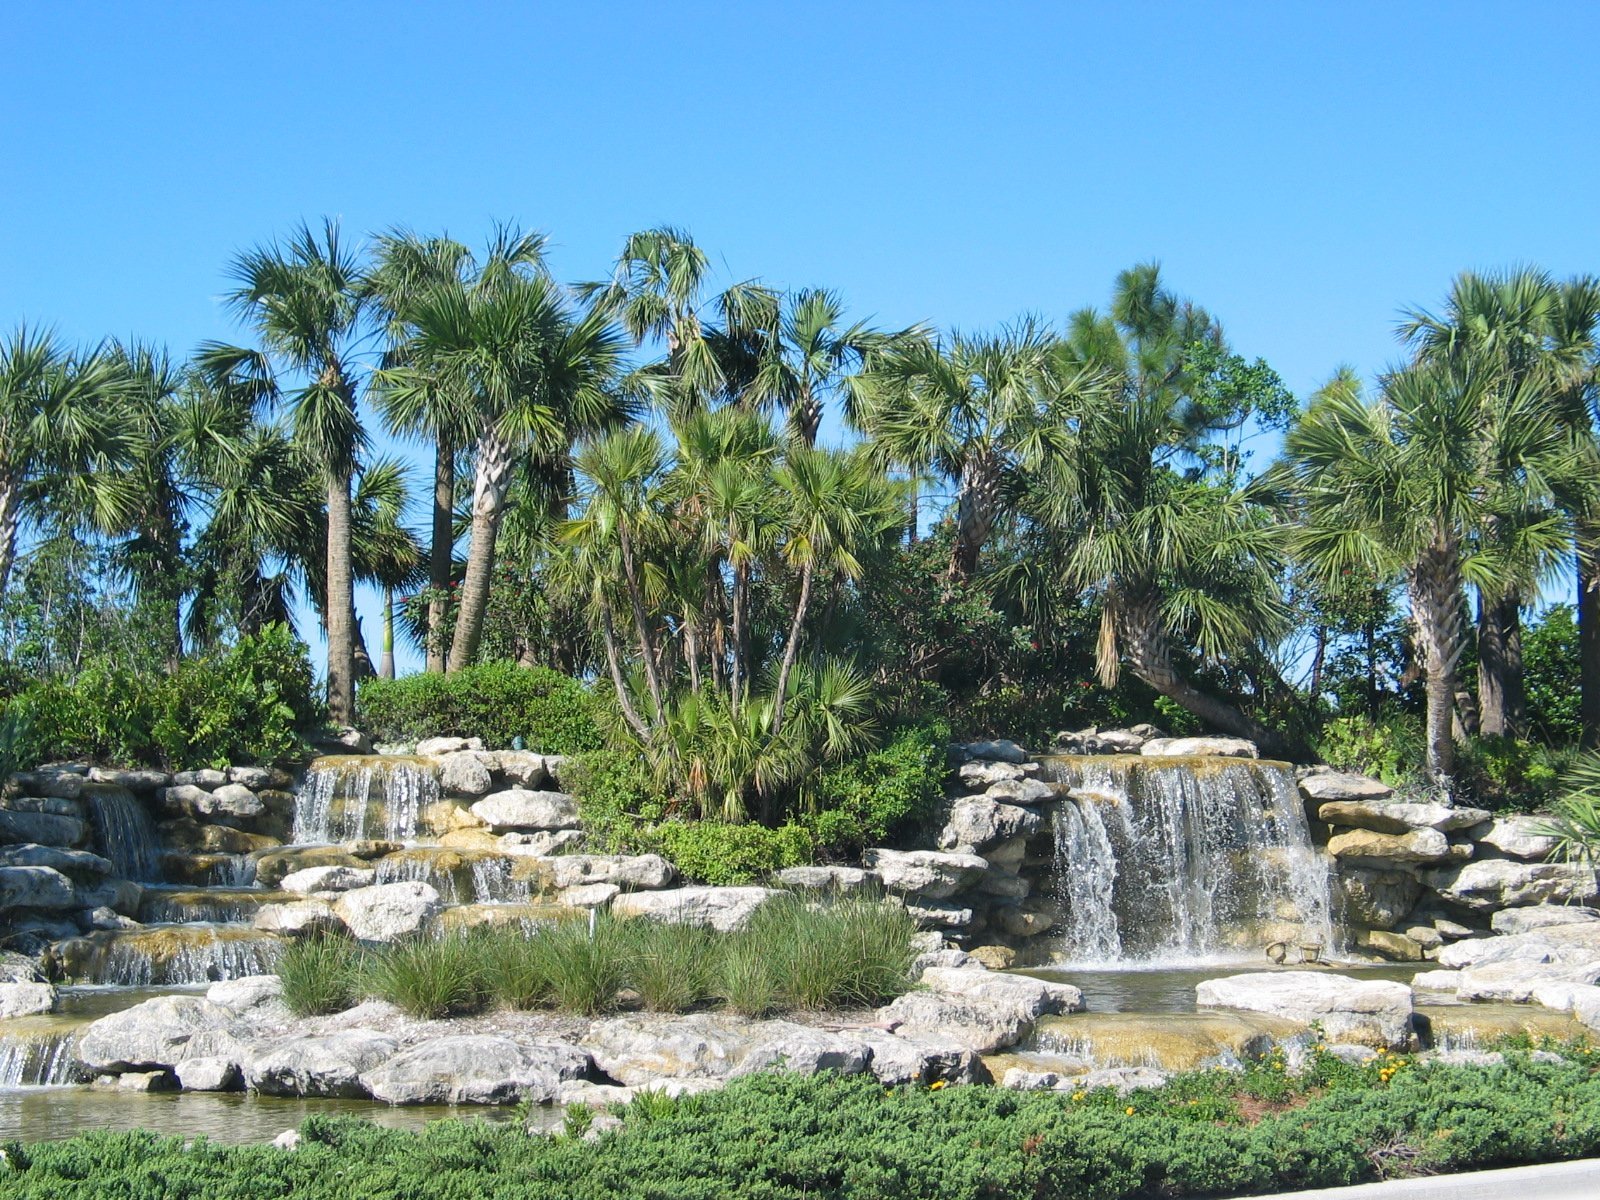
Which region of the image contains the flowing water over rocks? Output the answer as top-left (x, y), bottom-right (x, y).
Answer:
top-left (292, 757), bottom-right (440, 845)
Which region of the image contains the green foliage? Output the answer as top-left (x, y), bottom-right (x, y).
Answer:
top-left (648, 820), bottom-right (814, 885)
top-left (566, 747), bottom-right (669, 853)
top-left (277, 935), bottom-right (365, 1017)
top-left (1457, 734), bottom-right (1570, 813)
top-left (7, 625), bottom-right (320, 768)
top-left (14, 1055), bottom-right (1600, 1199)
top-left (364, 933), bottom-right (491, 1019)
top-left (803, 720), bottom-right (949, 854)
top-left (1317, 711), bottom-right (1428, 788)
top-left (623, 920), bottom-right (717, 1012)
top-left (1538, 753), bottom-right (1600, 865)
top-left (1524, 604), bottom-right (1583, 745)
top-left (529, 912), bottom-right (632, 1016)
top-left (356, 662), bottom-right (602, 753)
top-left (717, 938), bottom-right (779, 1017)
top-left (745, 893), bottom-right (918, 1009)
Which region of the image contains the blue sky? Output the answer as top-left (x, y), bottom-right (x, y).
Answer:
top-left (4, 2), bottom-right (1597, 673)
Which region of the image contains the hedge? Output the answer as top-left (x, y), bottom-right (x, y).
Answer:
top-left (356, 663), bottom-right (603, 753)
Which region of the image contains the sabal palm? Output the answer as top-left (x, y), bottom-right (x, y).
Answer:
top-left (1285, 362), bottom-right (1577, 784)
top-left (0, 325), bottom-right (135, 595)
top-left (349, 459), bottom-right (426, 679)
top-left (208, 220), bottom-right (369, 723)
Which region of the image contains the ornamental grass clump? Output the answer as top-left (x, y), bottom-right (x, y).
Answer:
top-left (365, 933), bottom-right (490, 1019)
top-left (480, 926), bottom-right (555, 1010)
top-left (717, 938), bottom-right (780, 1017)
top-left (750, 893), bottom-right (917, 1010)
top-left (528, 911), bottom-right (631, 1015)
top-left (624, 920), bottom-right (717, 1012)
top-left (276, 933), bottom-right (365, 1016)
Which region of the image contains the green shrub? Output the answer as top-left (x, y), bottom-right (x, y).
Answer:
top-left (526, 912), bottom-right (631, 1015)
top-left (749, 894), bottom-right (917, 1010)
top-left (1458, 734), bottom-right (1569, 812)
top-left (480, 928), bottom-right (556, 1010)
top-left (357, 662), bottom-right (602, 753)
top-left (624, 921), bottom-right (717, 1012)
top-left (1318, 711), bottom-right (1427, 787)
top-left (649, 820), bottom-right (813, 886)
top-left (567, 747), bottom-right (668, 853)
top-left (804, 720), bottom-right (949, 854)
top-left (364, 934), bottom-right (489, 1019)
top-left (276, 934), bottom-right (365, 1016)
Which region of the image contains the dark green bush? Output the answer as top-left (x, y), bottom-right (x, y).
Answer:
top-left (357, 662), bottom-right (602, 753)
top-left (803, 719), bottom-right (949, 854)
top-left (7, 624), bottom-right (320, 769)
top-left (567, 747), bottom-right (668, 853)
top-left (648, 820), bottom-right (814, 885)
top-left (1458, 734), bottom-right (1571, 813)
top-left (1317, 710), bottom-right (1428, 788)
top-left (11, 1056), bottom-right (1600, 1198)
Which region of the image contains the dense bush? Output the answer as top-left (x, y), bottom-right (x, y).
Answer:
top-left (11, 1055), bottom-right (1600, 1198)
top-left (357, 662), bottom-right (603, 753)
top-left (647, 820), bottom-right (814, 885)
top-left (1457, 734), bottom-right (1572, 813)
top-left (1524, 604), bottom-right (1583, 746)
top-left (1317, 710), bottom-right (1428, 788)
top-left (802, 720), bottom-right (949, 855)
top-left (5, 624), bottom-right (320, 769)
top-left (566, 747), bottom-right (669, 853)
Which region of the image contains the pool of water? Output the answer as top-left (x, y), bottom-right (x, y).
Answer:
top-left (1016, 961), bottom-right (1428, 1014)
top-left (0, 1088), bottom-right (568, 1144)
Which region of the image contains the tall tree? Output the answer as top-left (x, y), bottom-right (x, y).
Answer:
top-left (207, 220), bottom-right (369, 723)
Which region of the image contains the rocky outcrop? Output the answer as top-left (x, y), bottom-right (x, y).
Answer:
top-left (247, 1031), bottom-right (400, 1098)
top-left (1196, 972), bottom-right (1414, 1048)
top-left (937, 799), bottom-right (1041, 853)
top-left (1327, 827), bottom-right (1452, 865)
top-left (611, 886), bottom-right (785, 932)
top-left (1317, 800), bottom-right (1488, 835)
top-left (76, 994), bottom-right (233, 1072)
top-left (863, 849), bottom-right (988, 899)
top-left (1421, 860), bottom-right (1600, 910)
top-left (469, 789), bottom-right (581, 833)
top-left (1142, 737), bottom-right (1257, 759)
top-left (362, 1036), bottom-right (591, 1104)
top-left (878, 965), bottom-right (1082, 1054)
top-left (0, 981), bottom-right (56, 1018)
top-left (332, 881), bottom-right (443, 941)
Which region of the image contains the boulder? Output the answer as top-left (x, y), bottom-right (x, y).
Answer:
top-left (1410, 969), bottom-right (1463, 994)
top-left (880, 966), bottom-right (1081, 1054)
top-left (1298, 772), bottom-right (1393, 803)
top-left (279, 865), bottom-right (376, 895)
top-left (175, 1057), bottom-right (241, 1091)
top-left (1080, 1066), bottom-right (1171, 1093)
top-left (729, 1028), bottom-right (874, 1080)
top-left (903, 898), bottom-right (976, 929)
top-left (862, 849), bottom-right (988, 899)
top-left (611, 886), bottom-right (785, 933)
top-left (983, 778), bottom-right (1055, 806)
top-left (1195, 973), bottom-right (1414, 1048)
top-left (88, 768), bottom-right (171, 791)
top-left (157, 818), bottom-right (276, 856)
top-left (1354, 929), bottom-right (1425, 961)
top-left (95, 1069), bottom-right (177, 1092)
top-left (228, 765), bottom-right (288, 791)
top-left (491, 751), bottom-right (550, 790)
top-left (919, 966), bottom-right (1083, 1016)
top-left (76, 994), bottom-right (233, 1072)
top-left (561, 882), bottom-right (619, 908)
top-left (1318, 801), bottom-right (1488, 835)
top-left (438, 752), bottom-right (493, 798)
top-left (954, 740), bottom-right (1027, 764)
top-left (362, 1035), bottom-right (591, 1105)
top-left (247, 1031), bottom-right (399, 1098)
top-left (1454, 959), bottom-right (1600, 1003)
top-left (938, 799), bottom-right (1041, 853)
top-left (956, 760), bottom-right (1029, 789)
top-left (0, 844), bottom-right (111, 875)
top-left (774, 865), bottom-right (875, 892)
top-left (9, 769), bottom-right (84, 800)
top-left (546, 854), bottom-right (676, 892)
top-left (172, 770), bottom-right (228, 789)
top-left (857, 1031), bottom-right (984, 1085)
top-left (315, 728), bottom-right (373, 755)
top-left (470, 789), bottom-right (581, 832)
top-left (332, 881), bottom-right (443, 942)
top-left (206, 784), bottom-right (265, 820)
top-left (995, 903), bottom-right (1056, 938)
top-left (254, 846), bottom-right (367, 887)
top-left (253, 899), bottom-right (345, 938)
top-left (0, 810), bottom-right (85, 848)
top-left (2, 795), bottom-right (82, 818)
top-left (1335, 866), bottom-right (1421, 929)
top-left (1492, 906), bottom-right (1600, 935)
top-left (417, 736), bottom-right (480, 756)
top-left (1476, 817), bottom-right (1561, 862)
top-left (1327, 827), bottom-right (1451, 865)
top-left (581, 1015), bottom-right (897, 1087)
top-left (0, 981), bottom-right (56, 1018)
top-left (0, 865), bottom-right (76, 910)
top-left (1142, 737), bottom-right (1257, 759)
top-left (207, 975), bottom-right (286, 1013)
top-left (87, 906), bottom-right (139, 930)
top-left (1421, 859), bottom-right (1600, 910)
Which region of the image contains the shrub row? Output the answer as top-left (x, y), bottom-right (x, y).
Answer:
top-left (356, 662), bottom-right (603, 753)
top-left (278, 898), bottom-right (918, 1020)
top-left (2, 625), bottom-right (321, 769)
top-left (10, 1052), bottom-right (1600, 1198)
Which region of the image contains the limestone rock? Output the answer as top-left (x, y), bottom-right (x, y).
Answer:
top-left (279, 865), bottom-right (376, 895)
top-left (172, 770), bottom-right (228, 789)
top-left (1410, 969), bottom-right (1462, 994)
top-left (0, 865), bottom-right (76, 910)
top-left (611, 886), bottom-right (785, 933)
top-left (9, 769), bottom-right (84, 800)
top-left (1454, 959), bottom-right (1600, 1003)
top-left (546, 854), bottom-right (676, 892)
top-left (88, 768), bottom-right (171, 791)
top-left (228, 765), bottom-right (288, 791)
top-left (254, 846), bottom-right (367, 887)
top-left (1081, 1066), bottom-right (1170, 1093)
top-left (880, 966), bottom-right (1081, 1053)
top-left (0, 844), bottom-right (111, 876)
top-left (561, 883), bottom-right (619, 908)
top-left (862, 848), bottom-right (988, 899)
top-left (491, 751), bottom-right (550, 789)
top-left (857, 1032), bottom-right (984, 1085)
top-left (1298, 772), bottom-right (1393, 803)
top-left (362, 1035), bottom-right (591, 1105)
top-left (1327, 827), bottom-right (1451, 864)
top-left (938, 799), bottom-right (1041, 853)
top-left (954, 739), bottom-right (1027, 764)
top-left (417, 736), bottom-right (474, 756)
top-left (1318, 800), bottom-right (1488, 835)
top-left (1195, 972), bottom-right (1414, 1048)
top-left (332, 881), bottom-right (442, 941)
top-left (252, 899), bottom-right (345, 938)
top-left (1476, 817), bottom-right (1561, 862)
top-left (470, 789), bottom-right (581, 832)
top-left (1335, 866), bottom-right (1421, 929)
top-left (1142, 737), bottom-right (1257, 759)
top-left (206, 784), bottom-right (265, 820)
top-left (903, 898), bottom-right (975, 929)
top-left (774, 865), bottom-right (874, 892)
top-left (1491, 906), bottom-right (1600, 935)
top-left (207, 975), bottom-right (285, 1013)
top-left (438, 752), bottom-right (493, 798)
top-left (1355, 929), bottom-right (1425, 961)
top-left (0, 981), bottom-right (56, 1018)
top-left (0, 810), bottom-right (85, 848)
top-left (1421, 859), bottom-right (1600, 910)
top-left (983, 778), bottom-right (1055, 806)
top-left (247, 1031), bottom-right (399, 1098)
top-left (175, 1057), bottom-right (241, 1091)
top-left (956, 760), bottom-right (1028, 789)
top-left (76, 994), bottom-right (233, 1072)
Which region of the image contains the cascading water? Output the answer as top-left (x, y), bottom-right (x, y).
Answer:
top-left (82, 784), bottom-right (161, 881)
top-left (1042, 755), bottom-right (1334, 965)
top-left (0, 1029), bottom-right (82, 1088)
top-left (291, 756), bottom-right (440, 844)
top-left (373, 850), bottom-right (534, 904)
top-left (61, 925), bottom-right (283, 986)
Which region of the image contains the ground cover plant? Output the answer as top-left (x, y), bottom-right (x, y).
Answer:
top-left (9, 1050), bottom-right (1600, 1198)
top-left (275, 898), bottom-right (918, 1020)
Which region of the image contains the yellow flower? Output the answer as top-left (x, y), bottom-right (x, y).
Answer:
top-left (1124, 1106), bottom-right (1136, 1116)
top-left (1188, 1099), bottom-right (1198, 1106)
top-left (1071, 1092), bottom-right (1085, 1102)
top-left (929, 1080), bottom-right (947, 1091)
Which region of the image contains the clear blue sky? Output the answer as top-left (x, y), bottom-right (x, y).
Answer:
top-left (4, 2), bottom-right (1597, 674)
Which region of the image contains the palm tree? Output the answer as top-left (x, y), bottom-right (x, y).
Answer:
top-left (854, 321), bottom-right (1094, 581)
top-left (206, 220), bottom-right (369, 724)
top-left (1285, 362), bottom-right (1577, 785)
top-left (0, 326), bottom-right (135, 595)
top-left (349, 458), bottom-right (425, 679)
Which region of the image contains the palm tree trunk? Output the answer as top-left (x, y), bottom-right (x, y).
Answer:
top-left (448, 432), bottom-right (512, 673)
top-left (0, 475), bottom-right (20, 596)
top-left (769, 561), bottom-right (815, 736)
top-left (1581, 541), bottom-right (1600, 750)
top-left (949, 456), bottom-right (997, 581)
top-left (618, 529), bottom-right (667, 721)
top-left (427, 433), bottom-right (454, 673)
top-left (1408, 545), bottom-right (1467, 786)
top-left (1477, 589), bottom-right (1524, 738)
top-left (325, 471), bottom-right (357, 725)
top-left (598, 595), bottom-right (652, 742)
top-left (380, 588), bottom-right (396, 680)
top-left (1307, 625), bottom-right (1327, 701)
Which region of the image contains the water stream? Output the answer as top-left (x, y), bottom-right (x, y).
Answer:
top-left (290, 756), bottom-right (440, 844)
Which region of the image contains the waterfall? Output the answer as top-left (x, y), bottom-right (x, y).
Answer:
top-left (82, 784), bottom-right (161, 881)
top-left (0, 1029), bottom-right (82, 1088)
top-left (62, 925), bottom-right (283, 986)
top-left (1042, 755), bottom-right (1334, 965)
top-left (374, 850), bottom-right (532, 904)
top-left (291, 756), bottom-right (440, 844)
